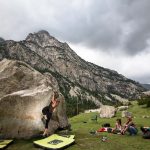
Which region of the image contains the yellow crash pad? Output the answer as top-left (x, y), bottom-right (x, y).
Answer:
top-left (34, 134), bottom-right (75, 149)
top-left (0, 140), bottom-right (13, 149)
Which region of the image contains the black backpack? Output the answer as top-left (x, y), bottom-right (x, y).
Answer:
top-left (141, 127), bottom-right (150, 139)
top-left (102, 123), bottom-right (110, 127)
top-left (143, 131), bottom-right (150, 139)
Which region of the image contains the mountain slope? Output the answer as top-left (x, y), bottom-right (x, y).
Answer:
top-left (141, 84), bottom-right (150, 90)
top-left (0, 30), bottom-right (145, 115)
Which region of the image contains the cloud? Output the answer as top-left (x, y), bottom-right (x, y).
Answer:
top-left (1, 0), bottom-right (150, 55)
top-left (0, 0), bottom-right (150, 83)
top-left (0, 0), bottom-right (150, 54)
top-left (116, 0), bottom-right (150, 55)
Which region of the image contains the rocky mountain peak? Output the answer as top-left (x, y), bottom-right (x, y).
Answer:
top-left (37, 30), bottom-right (51, 36)
top-left (25, 30), bottom-right (62, 48)
top-left (26, 30), bottom-right (51, 40)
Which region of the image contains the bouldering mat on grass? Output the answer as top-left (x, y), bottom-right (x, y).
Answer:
top-left (33, 134), bottom-right (75, 149)
top-left (0, 140), bottom-right (13, 149)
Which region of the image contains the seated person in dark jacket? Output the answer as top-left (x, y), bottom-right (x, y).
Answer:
top-left (42, 91), bottom-right (60, 136)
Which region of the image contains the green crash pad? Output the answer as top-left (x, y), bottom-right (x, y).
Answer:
top-left (0, 140), bottom-right (13, 149)
top-left (34, 134), bottom-right (75, 149)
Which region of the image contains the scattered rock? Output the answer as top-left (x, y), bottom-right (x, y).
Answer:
top-left (122, 111), bottom-right (132, 118)
top-left (142, 115), bottom-right (150, 118)
top-left (117, 106), bottom-right (129, 111)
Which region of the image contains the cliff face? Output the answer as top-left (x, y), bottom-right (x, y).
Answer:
top-left (0, 30), bottom-right (145, 113)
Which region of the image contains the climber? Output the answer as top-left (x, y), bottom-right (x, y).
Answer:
top-left (42, 91), bottom-right (60, 137)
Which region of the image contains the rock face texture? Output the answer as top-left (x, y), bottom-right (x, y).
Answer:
top-left (0, 30), bottom-right (145, 115)
top-left (0, 59), bottom-right (68, 138)
top-left (99, 105), bottom-right (116, 118)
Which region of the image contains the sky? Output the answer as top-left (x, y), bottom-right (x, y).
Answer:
top-left (0, 0), bottom-right (150, 84)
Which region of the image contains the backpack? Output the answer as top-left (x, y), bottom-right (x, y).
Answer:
top-left (102, 123), bottom-right (110, 127)
top-left (143, 131), bottom-right (150, 139)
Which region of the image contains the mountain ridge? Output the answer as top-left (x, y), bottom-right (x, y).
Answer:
top-left (0, 30), bottom-right (145, 115)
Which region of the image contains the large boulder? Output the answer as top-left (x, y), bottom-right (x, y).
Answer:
top-left (99, 105), bottom-right (116, 118)
top-left (0, 59), bottom-right (68, 139)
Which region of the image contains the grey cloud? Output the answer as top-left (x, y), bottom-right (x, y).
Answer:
top-left (117, 0), bottom-right (150, 55)
top-left (124, 25), bottom-right (150, 55)
top-left (1, 0), bottom-right (150, 55)
top-left (55, 0), bottom-right (123, 50)
top-left (0, 0), bottom-right (124, 50)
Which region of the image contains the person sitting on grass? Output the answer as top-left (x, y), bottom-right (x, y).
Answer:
top-left (112, 118), bottom-right (122, 134)
top-left (121, 116), bottom-right (138, 135)
top-left (42, 91), bottom-right (60, 137)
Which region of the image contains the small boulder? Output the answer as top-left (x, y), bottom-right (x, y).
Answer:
top-left (142, 115), bottom-right (150, 118)
top-left (122, 111), bottom-right (132, 118)
top-left (117, 106), bottom-right (128, 111)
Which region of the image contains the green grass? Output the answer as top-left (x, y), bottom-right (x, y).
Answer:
top-left (6, 101), bottom-right (150, 150)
